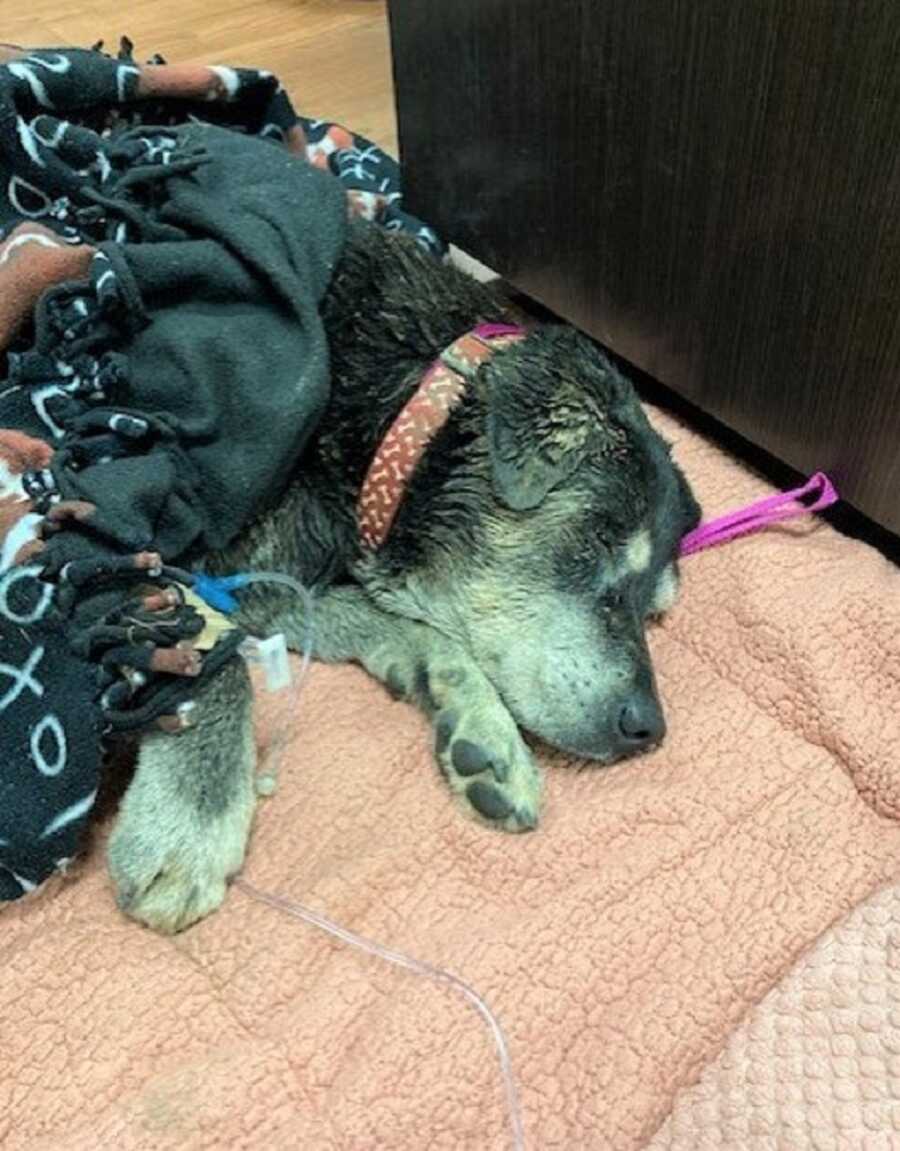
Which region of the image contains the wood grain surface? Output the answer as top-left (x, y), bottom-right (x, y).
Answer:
top-left (5, 0), bottom-right (397, 152)
top-left (390, 0), bottom-right (900, 535)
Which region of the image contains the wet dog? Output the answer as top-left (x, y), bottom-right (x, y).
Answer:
top-left (108, 221), bottom-right (700, 931)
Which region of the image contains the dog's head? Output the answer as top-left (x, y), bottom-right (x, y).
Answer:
top-left (365, 324), bottom-right (701, 763)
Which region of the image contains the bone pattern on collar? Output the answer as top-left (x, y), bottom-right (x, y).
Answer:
top-left (357, 323), bottom-right (525, 550)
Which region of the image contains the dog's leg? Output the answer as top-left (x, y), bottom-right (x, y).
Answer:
top-left (244, 586), bottom-right (542, 831)
top-left (107, 659), bottom-right (257, 933)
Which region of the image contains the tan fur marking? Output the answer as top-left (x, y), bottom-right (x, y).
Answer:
top-left (651, 564), bottom-right (680, 615)
top-left (625, 529), bottom-right (652, 574)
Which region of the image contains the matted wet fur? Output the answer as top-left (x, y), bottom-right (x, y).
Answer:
top-left (108, 221), bottom-right (700, 932)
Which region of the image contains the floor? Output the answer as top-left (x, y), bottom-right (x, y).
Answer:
top-left (10, 0), bottom-right (398, 153)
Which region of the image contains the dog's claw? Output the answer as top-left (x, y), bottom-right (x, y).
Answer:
top-left (515, 804), bottom-right (539, 830)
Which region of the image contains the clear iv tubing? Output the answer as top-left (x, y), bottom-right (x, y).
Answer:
top-left (224, 570), bottom-right (526, 1151)
top-left (233, 878), bottom-right (526, 1151)
top-left (234, 570), bottom-right (316, 685)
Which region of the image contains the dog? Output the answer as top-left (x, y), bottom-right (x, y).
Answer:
top-left (107, 220), bottom-right (701, 932)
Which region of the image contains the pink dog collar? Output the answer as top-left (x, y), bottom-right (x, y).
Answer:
top-left (357, 322), bottom-right (526, 549)
top-left (680, 472), bottom-right (839, 557)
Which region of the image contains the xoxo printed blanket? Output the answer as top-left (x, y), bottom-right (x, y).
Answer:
top-left (0, 39), bottom-right (440, 900)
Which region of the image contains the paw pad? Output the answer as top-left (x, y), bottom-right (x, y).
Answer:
top-left (436, 711), bottom-right (457, 754)
top-left (433, 704), bottom-right (543, 833)
top-left (466, 780), bottom-right (514, 821)
top-left (452, 739), bottom-right (508, 782)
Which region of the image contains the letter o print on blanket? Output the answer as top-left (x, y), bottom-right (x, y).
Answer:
top-left (30, 713), bottom-right (66, 777)
top-left (0, 564), bottom-right (102, 898)
top-left (0, 564), bottom-right (54, 623)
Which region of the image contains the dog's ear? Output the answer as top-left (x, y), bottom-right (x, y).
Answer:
top-left (485, 326), bottom-right (634, 510)
top-left (486, 387), bottom-right (590, 511)
top-left (674, 463), bottom-right (702, 534)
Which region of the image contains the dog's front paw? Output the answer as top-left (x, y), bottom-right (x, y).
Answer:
top-left (434, 701), bottom-right (543, 832)
top-left (107, 776), bottom-right (255, 934)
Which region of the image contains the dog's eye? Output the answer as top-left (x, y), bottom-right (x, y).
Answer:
top-left (599, 589), bottom-right (626, 612)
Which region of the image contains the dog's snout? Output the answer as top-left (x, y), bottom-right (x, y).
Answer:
top-left (616, 693), bottom-right (666, 750)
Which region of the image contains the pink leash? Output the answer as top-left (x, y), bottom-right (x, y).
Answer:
top-left (680, 471), bottom-right (839, 557)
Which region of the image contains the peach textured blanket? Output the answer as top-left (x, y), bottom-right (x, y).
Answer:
top-left (651, 880), bottom-right (900, 1149)
top-left (2, 407), bottom-right (899, 1150)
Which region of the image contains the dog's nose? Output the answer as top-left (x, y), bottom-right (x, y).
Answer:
top-left (617, 694), bottom-right (666, 749)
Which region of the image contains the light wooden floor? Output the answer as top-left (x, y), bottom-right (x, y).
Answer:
top-left (5, 0), bottom-right (397, 153)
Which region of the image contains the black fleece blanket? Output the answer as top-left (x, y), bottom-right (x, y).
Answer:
top-left (0, 41), bottom-right (436, 901)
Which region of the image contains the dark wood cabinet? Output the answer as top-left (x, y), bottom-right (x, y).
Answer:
top-left (389, 0), bottom-right (900, 536)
